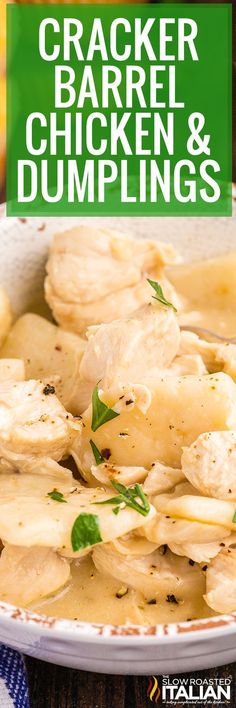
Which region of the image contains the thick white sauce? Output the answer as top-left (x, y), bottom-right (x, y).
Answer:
top-left (34, 555), bottom-right (215, 625)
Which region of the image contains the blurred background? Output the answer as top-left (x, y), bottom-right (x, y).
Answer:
top-left (0, 0), bottom-right (235, 204)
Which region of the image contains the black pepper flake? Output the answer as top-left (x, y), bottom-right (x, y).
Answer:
top-left (101, 448), bottom-right (111, 460)
top-left (219, 542), bottom-right (225, 547)
top-left (147, 598), bottom-right (157, 605)
top-left (43, 384), bottom-right (55, 396)
top-left (119, 432), bottom-right (129, 437)
top-left (202, 565), bottom-right (208, 572)
top-left (125, 399), bottom-right (134, 406)
top-left (189, 559), bottom-right (195, 566)
top-left (166, 594), bottom-right (178, 605)
top-left (159, 544), bottom-right (167, 556)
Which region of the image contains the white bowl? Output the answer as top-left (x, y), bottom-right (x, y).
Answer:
top-left (0, 206), bottom-right (236, 675)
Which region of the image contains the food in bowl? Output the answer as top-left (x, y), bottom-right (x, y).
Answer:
top-left (0, 225), bottom-right (236, 625)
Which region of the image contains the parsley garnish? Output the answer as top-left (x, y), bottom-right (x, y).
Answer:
top-left (232, 512), bottom-right (236, 523)
top-left (71, 513), bottom-right (102, 552)
top-left (47, 490), bottom-right (67, 503)
top-left (91, 384), bottom-right (119, 432)
top-left (147, 279), bottom-right (177, 312)
top-left (95, 480), bottom-right (150, 517)
top-left (90, 439), bottom-right (105, 465)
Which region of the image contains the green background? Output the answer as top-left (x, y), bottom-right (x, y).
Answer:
top-left (7, 4), bottom-right (232, 216)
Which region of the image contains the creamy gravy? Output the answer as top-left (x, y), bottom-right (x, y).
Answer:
top-left (34, 555), bottom-right (216, 625)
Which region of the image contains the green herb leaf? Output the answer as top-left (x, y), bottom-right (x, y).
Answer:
top-left (91, 384), bottom-right (120, 432)
top-left (147, 279), bottom-right (177, 313)
top-left (90, 439), bottom-right (105, 465)
top-left (47, 490), bottom-right (67, 503)
top-left (232, 511), bottom-right (236, 523)
top-left (71, 513), bottom-right (102, 552)
top-left (95, 481), bottom-right (150, 517)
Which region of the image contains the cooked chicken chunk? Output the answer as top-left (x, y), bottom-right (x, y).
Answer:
top-left (169, 534), bottom-right (236, 564)
top-left (78, 305), bottom-right (180, 408)
top-left (143, 462), bottom-right (184, 495)
top-left (0, 545), bottom-right (70, 606)
top-left (204, 548), bottom-right (236, 613)
top-left (0, 379), bottom-right (80, 473)
top-left (45, 226), bottom-right (179, 334)
top-left (0, 287), bottom-right (12, 348)
top-left (91, 463), bottom-right (147, 488)
top-left (93, 544), bottom-right (205, 601)
top-left (182, 431), bottom-right (236, 500)
top-left (169, 354), bottom-right (207, 376)
top-left (0, 314), bottom-right (85, 414)
top-left (180, 330), bottom-right (236, 381)
top-left (92, 459), bottom-right (184, 492)
top-left (0, 486), bottom-right (156, 554)
top-left (0, 358), bottom-right (25, 381)
top-left (75, 373), bottom-right (236, 473)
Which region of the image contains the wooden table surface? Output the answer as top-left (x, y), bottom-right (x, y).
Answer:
top-left (25, 657), bottom-right (236, 707)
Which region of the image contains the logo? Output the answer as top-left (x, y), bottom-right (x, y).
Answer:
top-left (147, 675), bottom-right (232, 704)
top-left (147, 677), bottom-right (161, 703)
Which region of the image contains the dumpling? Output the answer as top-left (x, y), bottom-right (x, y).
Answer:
top-left (45, 226), bottom-right (179, 334)
top-left (168, 252), bottom-right (236, 311)
top-left (139, 510), bottom-right (230, 545)
top-left (0, 470), bottom-right (75, 497)
top-left (75, 373), bottom-right (236, 473)
top-left (169, 534), bottom-right (236, 564)
top-left (0, 313), bottom-right (86, 415)
top-left (0, 379), bottom-right (80, 473)
top-left (153, 486), bottom-right (236, 531)
top-left (0, 485), bottom-right (156, 555)
top-left (0, 545), bottom-right (70, 606)
top-left (182, 431), bottom-right (236, 500)
top-left (204, 548), bottom-right (236, 613)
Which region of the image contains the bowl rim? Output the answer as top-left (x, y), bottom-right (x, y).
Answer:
top-left (0, 599), bottom-right (236, 641)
